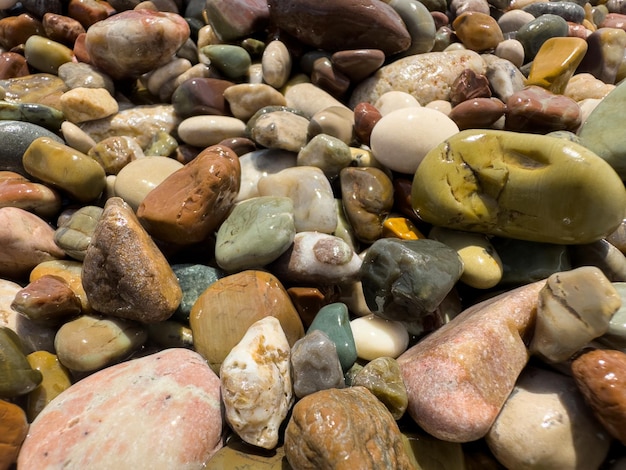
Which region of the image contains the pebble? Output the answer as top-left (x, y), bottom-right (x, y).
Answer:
top-left (577, 27), bottom-right (626, 84)
top-left (565, 73), bottom-right (616, 100)
top-left (262, 40), bottom-right (291, 89)
top-left (486, 366), bottom-right (611, 469)
top-left (0, 399), bottom-right (28, 469)
top-left (30, 260), bottom-right (92, 314)
top-left (24, 35), bottom-right (74, 74)
top-left (11, 274), bottom-right (82, 322)
top-left (398, 280), bottom-right (544, 442)
top-left (374, 90), bottom-right (421, 115)
top-left (0, 171), bottom-right (62, 219)
top-left (236, 148), bottom-right (297, 202)
top-left (284, 387), bottom-right (414, 469)
top-left (515, 13), bottom-right (570, 61)
top-left (448, 96), bottom-right (507, 130)
top-left (350, 314), bottom-right (410, 360)
top-left (246, 106), bottom-right (309, 152)
top-left (59, 87), bottom-right (118, 123)
top-left (190, 270), bottom-right (304, 374)
top-left (24, 351), bottom-right (72, 421)
top-left (526, 37), bottom-right (588, 94)
top-left (167, 265), bottom-right (223, 321)
top-left (412, 129), bottom-right (626, 244)
top-left (307, 302), bottom-right (357, 372)
top-left (178, 115), bottom-right (246, 148)
top-left (331, 49), bottom-right (385, 83)
top-left (291, 329), bottom-right (345, 398)
top-left (0, 326), bottom-right (42, 397)
top-left (307, 106), bottom-right (355, 144)
top-left (137, 145), bottom-right (240, 244)
top-left (284, 82), bottom-right (349, 118)
top-left (452, 12), bottom-right (504, 51)
top-left (0, 52), bottom-right (30, 79)
top-left (18, 349), bottom-right (224, 469)
top-left (388, 0), bottom-right (436, 56)
top-left (0, 121), bottom-right (63, 178)
top-left (223, 83), bottom-right (287, 121)
top-left (82, 197), bottom-right (183, 323)
top-left (200, 44), bottom-right (251, 79)
top-left (221, 316), bottom-right (292, 449)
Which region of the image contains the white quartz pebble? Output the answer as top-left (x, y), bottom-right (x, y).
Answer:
top-left (370, 107), bottom-right (459, 174)
top-left (177, 115), bottom-right (246, 147)
top-left (374, 91), bottom-right (421, 116)
top-left (350, 314), bottom-right (409, 360)
top-left (220, 316), bottom-right (293, 449)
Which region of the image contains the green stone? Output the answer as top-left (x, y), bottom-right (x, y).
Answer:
top-left (579, 79), bottom-right (626, 179)
top-left (144, 131), bottom-right (179, 157)
top-left (201, 44), bottom-right (251, 79)
top-left (412, 129), bottom-right (626, 244)
top-left (0, 100), bottom-right (65, 132)
top-left (0, 327), bottom-right (43, 398)
top-left (352, 357), bottom-right (408, 420)
top-left (54, 206), bottom-right (103, 261)
top-left (388, 0), bottom-right (436, 56)
top-left (297, 133), bottom-right (352, 180)
top-left (172, 263), bottom-right (226, 321)
top-left (515, 14), bottom-right (569, 61)
top-left (308, 302), bottom-right (357, 372)
top-left (24, 35), bottom-right (74, 74)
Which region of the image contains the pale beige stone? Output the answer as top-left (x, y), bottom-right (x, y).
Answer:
top-left (223, 83), bottom-right (287, 121)
top-left (60, 87), bottom-right (119, 123)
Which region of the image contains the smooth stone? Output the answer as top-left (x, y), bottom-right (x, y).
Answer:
top-left (571, 349), bottom-right (626, 445)
top-left (486, 366), bottom-right (611, 469)
top-left (297, 133), bottom-right (353, 180)
top-left (0, 73), bottom-right (67, 108)
top-left (578, 79), bottom-right (626, 179)
top-left (340, 166), bottom-right (394, 243)
top-left (215, 196), bottom-right (296, 272)
top-left (54, 314), bottom-right (147, 372)
top-left (25, 351), bottom-right (72, 421)
top-left (189, 270), bottom-right (304, 374)
top-left (397, 280), bottom-right (544, 442)
top-left (0, 326), bottom-right (43, 397)
top-left (307, 302), bottom-right (357, 372)
top-left (569, 238), bottom-right (626, 282)
top-left (350, 314), bottom-right (410, 360)
top-left (526, 37), bottom-right (588, 94)
top-left (87, 136), bottom-right (146, 175)
top-left (85, 10), bottom-right (190, 79)
top-left (482, 54), bottom-right (527, 102)
top-left (137, 145), bottom-right (240, 244)
top-left (270, 231), bottom-right (362, 286)
top-left (370, 106), bottom-right (459, 174)
top-left (172, 264), bottom-right (226, 322)
top-left (360, 238), bottom-right (463, 335)
top-left (530, 266), bottom-right (620, 363)
top-left (171, 77), bottom-right (232, 119)
top-left (495, 39), bottom-right (525, 68)
top-left (204, 0), bottom-right (269, 41)
top-left (331, 49), bottom-right (386, 83)
top-left (0, 207), bottom-right (65, 280)
top-left (59, 87), bottom-right (118, 123)
top-left (262, 40), bottom-right (291, 89)
top-left (493, 237), bottom-right (571, 285)
top-left (291, 329), bottom-right (344, 399)
top-left (178, 115), bottom-right (246, 148)
top-left (146, 320), bottom-right (194, 350)
top-left (352, 356), bottom-right (408, 420)
top-left (576, 27), bottom-right (626, 84)
top-left (257, 166), bottom-right (337, 234)
top-left (220, 316), bottom-right (292, 449)
top-left (498, 9), bottom-right (536, 34)
top-left (307, 106), bottom-right (355, 145)
top-left (515, 13), bottom-right (569, 61)
top-left (0, 171), bottom-right (62, 219)
top-left (82, 197), bottom-right (183, 323)
top-left (353, 101), bottom-right (382, 145)
top-left (223, 83), bottom-right (287, 121)
top-left (0, 100), bottom-right (65, 132)
top-left (388, 0), bottom-right (436, 56)
top-left (23, 137), bottom-right (106, 203)
top-left (54, 205), bottom-right (103, 262)
top-left (236, 148), bottom-right (297, 202)
top-left (449, 68), bottom-right (492, 107)
top-left (23, 35), bottom-right (74, 74)
top-left (284, 387), bottom-right (414, 469)
top-left (61, 121), bottom-right (97, 155)
top-left (412, 129), bottom-right (626, 244)
top-left (201, 44), bottom-right (251, 79)
top-left (267, 0), bottom-right (411, 55)
top-left (448, 97), bottom-right (507, 130)
top-left (0, 52), bottom-right (30, 79)
top-left (30, 260), bottom-right (91, 314)
top-left (523, 1), bottom-right (586, 23)
top-left (80, 104), bottom-right (180, 150)
top-left (505, 85), bottom-right (582, 133)
top-left (350, 50), bottom-right (486, 107)
top-left (429, 226), bottom-right (503, 289)
top-left (42, 12), bottom-right (86, 48)
top-left (67, 0), bottom-right (116, 29)
top-left (113, 156), bottom-right (183, 211)
top-left (284, 82), bottom-right (349, 118)
top-left (143, 57), bottom-right (193, 102)
top-left (0, 399), bottom-right (28, 468)
top-left (11, 275), bottom-right (81, 323)
top-left (246, 107), bottom-right (309, 153)
top-left (374, 90), bottom-right (421, 116)
top-left (18, 349), bottom-right (223, 468)
top-left (452, 12), bottom-right (504, 51)
top-left (382, 215), bottom-right (426, 240)
top-left (0, 14), bottom-right (44, 51)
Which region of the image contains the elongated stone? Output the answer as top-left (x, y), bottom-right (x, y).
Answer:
top-left (350, 314), bottom-right (410, 360)
top-left (0, 100), bottom-right (64, 132)
top-left (221, 316), bottom-right (292, 449)
top-left (412, 130), bottom-right (626, 244)
top-left (25, 351), bottom-right (72, 421)
top-left (308, 302), bottom-right (357, 372)
top-left (0, 171), bottom-right (62, 219)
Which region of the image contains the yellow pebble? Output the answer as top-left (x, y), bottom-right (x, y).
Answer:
top-left (526, 37), bottom-right (588, 94)
top-left (383, 216), bottom-right (425, 240)
top-left (26, 351), bottom-right (72, 421)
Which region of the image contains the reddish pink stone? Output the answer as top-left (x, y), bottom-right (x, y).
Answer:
top-left (448, 97), bottom-right (506, 130)
top-left (43, 13), bottom-right (86, 47)
top-left (0, 52), bottom-right (29, 79)
top-left (331, 49), bottom-right (385, 83)
top-left (353, 102), bottom-right (382, 146)
top-left (18, 349), bottom-right (223, 469)
top-left (397, 280), bottom-right (544, 443)
top-left (600, 13), bottom-right (626, 30)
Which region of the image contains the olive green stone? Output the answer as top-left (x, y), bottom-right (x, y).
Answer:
top-left (201, 45), bottom-right (251, 79)
top-left (412, 130), bottom-right (626, 244)
top-left (0, 100), bottom-right (65, 132)
top-left (0, 327), bottom-right (43, 398)
top-left (308, 302), bottom-right (357, 372)
top-left (352, 356), bottom-right (408, 420)
top-left (23, 137), bottom-right (106, 203)
top-left (54, 206), bottom-right (104, 261)
top-left (144, 131), bottom-right (179, 157)
top-left (515, 14), bottom-right (569, 61)
top-left (297, 133), bottom-right (352, 180)
top-left (24, 35), bottom-right (74, 74)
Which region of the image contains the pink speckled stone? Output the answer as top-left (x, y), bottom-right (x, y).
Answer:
top-left (397, 280), bottom-right (544, 443)
top-left (18, 348), bottom-right (223, 470)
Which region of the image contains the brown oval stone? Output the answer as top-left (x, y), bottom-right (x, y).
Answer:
top-left (452, 11), bottom-right (504, 52)
top-left (267, 0), bottom-right (411, 56)
top-left (331, 49), bottom-right (386, 83)
top-left (311, 57), bottom-right (351, 99)
top-left (0, 399), bottom-right (28, 469)
top-left (67, 0), bottom-right (117, 29)
top-left (571, 348), bottom-right (626, 445)
top-left (448, 97), bottom-right (507, 130)
top-left (0, 52), bottom-right (30, 79)
top-left (0, 13), bottom-right (44, 51)
top-left (11, 274), bottom-right (82, 322)
top-left (353, 101), bottom-right (382, 146)
top-left (42, 13), bottom-right (86, 47)
top-left (137, 145), bottom-right (241, 245)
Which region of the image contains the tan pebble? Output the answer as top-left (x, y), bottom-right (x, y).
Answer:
top-left (177, 115), bottom-right (246, 148)
top-left (59, 87), bottom-right (118, 123)
top-left (495, 38), bottom-right (524, 67)
top-left (564, 72), bottom-right (616, 101)
top-left (425, 99), bottom-right (452, 114)
top-left (223, 83), bottom-right (287, 121)
top-left (60, 121), bottom-right (96, 154)
top-left (307, 106), bottom-right (355, 144)
top-left (374, 90), bottom-right (421, 115)
top-left (262, 40), bottom-right (292, 89)
top-left (0, 171), bottom-right (62, 219)
top-left (144, 57), bottom-right (191, 99)
top-left (285, 82), bottom-right (349, 118)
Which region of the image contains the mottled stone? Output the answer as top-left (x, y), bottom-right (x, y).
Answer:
top-left (449, 68), bottom-right (491, 107)
top-left (190, 270), bottom-right (304, 374)
top-left (0, 171), bottom-right (62, 219)
top-left (204, 0), bottom-right (269, 41)
top-left (0, 13), bottom-right (44, 51)
top-left (18, 349), bottom-right (223, 468)
top-left (59, 87), bottom-right (118, 124)
top-left (215, 197), bottom-right (296, 272)
top-left (0, 399), bottom-right (28, 469)
top-left (526, 37), bottom-right (588, 94)
top-left (284, 387), bottom-right (414, 469)
top-left (0, 207), bottom-right (65, 280)
top-left (201, 44), bottom-right (251, 80)
top-left (577, 28), bottom-right (626, 84)
top-left (30, 260), bottom-right (91, 315)
top-left (353, 101), bottom-right (382, 145)
top-left (412, 130), bottom-right (626, 244)
top-left (565, 73), bottom-right (615, 101)
top-left (483, 53), bottom-right (527, 102)
top-left (297, 134), bottom-right (352, 180)
top-left (138, 145), bottom-right (240, 244)
top-left (0, 52), bottom-right (29, 79)
top-left (486, 366), bottom-right (611, 469)
top-left (0, 73), bottom-right (67, 108)
top-left (246, 106), bottom-right (309, 153)
top-left (172, 264), bottom-right (226, 322)
top-left (82, 197), bottom-right (182, 323)
top-left (85, 10), bottom-right (190, 80)
top-left (11, 275), bottom-right (81, 323)
top-left (223, 83), bottom-right (287, 121)
top-left (360, 238), bottom-right (463, 335)
top-left (268, 0), bottom-right (411, 55)
top-left (350, 314), bottom-right (410, 360)
top-left (25, 351), bottom-right (72, 422)
top-left (54, 206), bottom-right (103, 262)
top-left (397, 280), bottom-right (544, 442)
top-left (352, 357), bottom-right (407, 420)
top-left (42, 13), bottom-right (86, 47)
top-left (221, 316), bottom-right (292, 449)
top-left (453, 12), bottom-right (504, 51)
